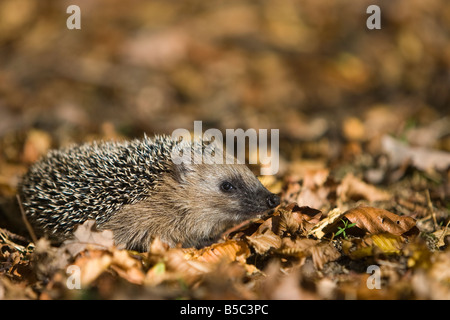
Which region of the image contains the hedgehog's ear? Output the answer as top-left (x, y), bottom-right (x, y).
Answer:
top-left (172, 162), bottom-right (194, 183)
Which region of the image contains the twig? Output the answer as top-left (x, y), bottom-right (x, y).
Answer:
top-left (425, 189), bottom-right (438, 230)
top-left (16, 194), bottom-right (38, 244)
top-left (438, 219), bottom-right (450, 246)
top-left (0, 228), bottom-right (28, 253)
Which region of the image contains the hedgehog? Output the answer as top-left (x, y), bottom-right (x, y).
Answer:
top-left (18, 135), bottom-right (280, 251)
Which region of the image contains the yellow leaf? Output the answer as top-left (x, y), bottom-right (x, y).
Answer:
top-left (342, 239), bottom-right (373, 259)
top-left (371, 233), bottom-right (403, 254)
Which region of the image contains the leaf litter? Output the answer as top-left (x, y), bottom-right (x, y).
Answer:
top-left (2, 161), bottom-right (449, 299)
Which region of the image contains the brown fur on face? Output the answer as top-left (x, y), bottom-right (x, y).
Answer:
top-left (102, 162), bottom-right (278, 251)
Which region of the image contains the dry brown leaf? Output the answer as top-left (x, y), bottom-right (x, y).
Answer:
top-left (196, 240), bottom-right (250, 264)
top-left (295, 169), bottom-right (332, 209)
top-left (63, 220), bottom-right (115, 257)
top-left (74, 250), bottom-right (113, 286)
top-left (277, 238), bottom-right (340, 270)
top-left (242, 215), bottom-right (283, 255)
top-left (433, 223), bottom-right (450, 248)
top-left (246, 228), bottom-right (281, 255)
top-left (164, 248), bottom-right (212, 283)
top-left (279, 204), bottom-right (322, 236)
top-left (337, 173), bottom-right (391, 202)
top-left (309, 242), bottom-right (341, 269)
top-left (110, 250), bottom-right (145, 284)
top-left (149, 237), bottom-right (170, 255)
top-left (308, 208), bottom-right (346, 239)
top-left (344, 206), bottom-right (416, 236)
top-left (382, 135), bottom-right (450, 172)
top-left (259, 261), bottom-right (319, 299)
top-left (110, 264), bottom-right (145, 285)
top-left (277, 238), bottom-right (317, 256)
top-left (258, 215), bottom-right (281, 234)
top-left (144, 261), bottom-right (169, 286)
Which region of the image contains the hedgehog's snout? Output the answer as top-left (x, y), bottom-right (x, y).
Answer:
top-left (266, 193), bottom-right (280, 209)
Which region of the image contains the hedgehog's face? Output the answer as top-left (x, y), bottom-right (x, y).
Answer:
top-left (172, 162), bottom-right (280, 222)
top-left (108, 160), bottom-right (280, 250)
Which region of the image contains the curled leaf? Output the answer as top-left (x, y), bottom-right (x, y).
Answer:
top-left (197, 240), bottom-right (250, 264)
top-left (279, 205), bottom-right (322, 236)
top-left (344, 206), bottom-right (416, 236)
top-left (246, 228), bottom-right (281, 255)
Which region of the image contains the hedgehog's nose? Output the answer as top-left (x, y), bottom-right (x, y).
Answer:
top-left (266, 193), bottom-right (280, 209)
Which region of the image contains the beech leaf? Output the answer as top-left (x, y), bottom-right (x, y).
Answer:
top-left (344, 206), bottom-right (416, 236)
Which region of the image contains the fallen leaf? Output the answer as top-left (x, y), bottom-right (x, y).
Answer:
top-left (278, 204), bottom-right (322, 236)
top-left (110, 250), bottom-right (145, 284)
top-left (277, 238), bottom-right (318, 256)
top-left (63, 220), bottom-right (115, 257)
top-left (432, 221), bottom-right (450, 248)
top-left (309, 242), bottom-right (341, 269)
top-left (246, 227), bottom-right (281, 255)
top-left (337, 173), bottom-right (391, 202)
top-left (308, 208), bottom-right (346, 239)
top-left (112, 250), bottom-right (143, 271)
top-left (74, 251), bottom-right (112, 286)
top-left (144, 261), bottom-right (168, 286)
top-left (371, 233), bottom-right (403, 254)
top-left (382, 135), bottom-right (450, 172)
top-left (296, 169), bottom-right (332, 209)
top-left (344, 206), bottom-right (416, 236)
top-left (196, 240), bottom-right (250, 264)
top-left (262, 265), bottom-right (319, 300)
top-left (277, 238), bottom-right (340, 269)
top-left (342, 238), bottom-right (374, 259)
top-left (149, 237), bottom-right (170, 255)
top-left (164, 248), bottom-right (212, 283)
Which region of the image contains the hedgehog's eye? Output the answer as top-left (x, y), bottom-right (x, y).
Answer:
top-left (220, 181), bottom-right (235, 192)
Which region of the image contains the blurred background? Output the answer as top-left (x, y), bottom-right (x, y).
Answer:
top-left (0, 0), bottom-right (449, 178)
